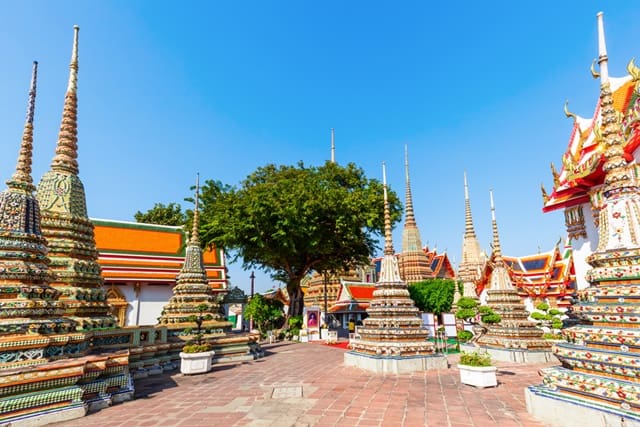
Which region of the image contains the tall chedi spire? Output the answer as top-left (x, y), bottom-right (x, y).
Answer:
top-left (158, 174), bottom-right (232, 336)
top-left (457, 172), bottom-right (485, 300)
top-left (345, 163), bottom-right (445, 373)
top-left (36, 26), bottom-right (116, 331)
top-left (398, 145), bottom-right (432, 282)
top-left (0, 61), bottom-right (75, 351)
top-left (475, 190), bottom-right (550, 358)
top-left (529, 13), bottom-right (640, 422)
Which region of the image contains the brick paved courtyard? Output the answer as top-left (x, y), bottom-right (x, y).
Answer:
top-left (56, 341), bottom-right (554, 427)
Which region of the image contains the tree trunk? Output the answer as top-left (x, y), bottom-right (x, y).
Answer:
top-left (287, 279), bottom-right (304, 317)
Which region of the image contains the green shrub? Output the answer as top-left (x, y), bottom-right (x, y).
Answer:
top-left (182, 343), bottom-right (212, 354)
top-left (457, 330), bottom-right (473, 342)
top-left (459, 351), bottom-right (492, 367)
top-left (536, 302), bottom-right (549, 311)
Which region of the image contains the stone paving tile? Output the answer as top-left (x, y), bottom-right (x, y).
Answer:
top-left (52, 341), bottom-right (555, 427)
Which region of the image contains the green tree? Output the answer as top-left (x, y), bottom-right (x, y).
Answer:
top-left (455, 297), bottom-right (501, 343)
top-left (408, 278), bottom-right (457, 314)
top-left (199, 161), bottom-right (402, 317)
top-left (134, 202), bottom-right (187, 226)
top-left (244, 294), bottom-right (284, 336)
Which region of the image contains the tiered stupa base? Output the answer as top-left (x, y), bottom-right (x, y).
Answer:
top-left (527, 279), bottom-right (640, 426)
top-left (344, 278), bottom-right (447, 374)
top-left (475, 289), bottom-right (553, 363)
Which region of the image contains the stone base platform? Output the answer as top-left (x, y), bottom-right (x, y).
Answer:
top-left (2, 403), bottom-right (87, 427)
top-left (525, 385), bottom-right (640, 427)
top-left (344, 351), bottom-right (447, 374)
top-left (461, 344), bottom-right (554, 363)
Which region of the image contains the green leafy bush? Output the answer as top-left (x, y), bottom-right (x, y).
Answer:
top-left (457, 330), bottom-right (473, 342)
top-left (459, 351), bottom-right (492, 367)
top-left (182, 343), bottom-right (212, 354)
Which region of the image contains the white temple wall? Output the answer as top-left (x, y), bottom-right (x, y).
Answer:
top-left (105, 282), bottom-right (174, 326)
top-left (137, 285), bottom-right (174, 325)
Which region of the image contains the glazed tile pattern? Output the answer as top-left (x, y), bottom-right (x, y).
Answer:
top-left (36, 26), bottom-right (115, 331)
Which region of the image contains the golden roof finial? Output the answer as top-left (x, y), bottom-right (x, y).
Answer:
top-left (190, 173), bottom-right (201, 246)
top-left (51, 25), bottom-right (80, 175)
top-left (590, 59), bottom-right (601, 79)
top-left (550, 162), bottom-right (560, 187)
top-left (7, 61), bottom-right (38, 192)
top-left (627, 58), bottom-right (640, 81)
top-left (541, 183), bottom-right (549, 204)
top-left (564, 100), bottom-right (578, 123)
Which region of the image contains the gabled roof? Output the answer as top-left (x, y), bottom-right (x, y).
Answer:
top-left (477, 243), bottom-right (576, 306)
top-left (330, 281), bottom-right (375, 313)
top-left (544, 75), bottom-right (640, 212)
top-left (91, 218), bottom-right (226, 288)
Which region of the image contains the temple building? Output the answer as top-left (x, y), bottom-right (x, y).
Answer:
top-left (398, 146), bottom-right (433, 282)
top-left (457, 173), bottom-right (486, 300)
top-left (92, 218), bottom-right (227, 327)
top-left (541, 17), bottom-right (640, 291)
top-left (328, 281), bottom-right (376, 327)
top-left (472, 191), bottom-right (552, 362)
top-left (527, 13), bottom-right (640, 426)
top-left (344, 163), bottom-right (446, 373)
top-left (476, 240), bottom-right (576, 309)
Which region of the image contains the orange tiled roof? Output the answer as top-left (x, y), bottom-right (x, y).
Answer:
top-left (91, 218), bottom-right (226, 288)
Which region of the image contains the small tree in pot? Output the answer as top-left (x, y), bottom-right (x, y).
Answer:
top-left (180, 304), bottom-right (215, 375)
top-left (454, 297), bottom-right (501, 344)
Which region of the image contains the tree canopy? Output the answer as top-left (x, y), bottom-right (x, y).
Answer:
top-left (134, 202), bottom-right (187, 226)
top-left (407, 278), bottom-right (458, 314)
top-left (199, 161), bottom-right (402, 316)
top-left (243, 294), bottom-right (284, 336)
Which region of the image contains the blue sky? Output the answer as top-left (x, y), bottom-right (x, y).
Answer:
top-left (1, 2), bottom-right (639, 295)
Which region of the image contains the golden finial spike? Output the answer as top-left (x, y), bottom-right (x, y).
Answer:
top-left (550, 162), bottom-right (560, 187)
top-left (564, 100), bottom-right (577, 122)
top-left (627, 57), bottom-right (640, 81)
top-left (541, 183), bottom-right (549, 203)
top-left (191, 173), bottom-right (201, 245)
top-left (590, 59), bottom-right (601, 80)
top-left (8, 61), bottom-right (38, 192)
top-left (51, 26), bottom-right (80, 175)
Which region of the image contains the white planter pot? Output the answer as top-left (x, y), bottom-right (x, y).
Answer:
top-left (457, 364), bottom-right (497, 388)
top-left (179, 350), bottom-right (215, 375)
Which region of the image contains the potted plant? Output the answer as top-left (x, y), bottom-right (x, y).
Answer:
top-left (457, 350), bottom-right (497, 388)
top-left (455, 297), bottom-right (501, 344)
top-left (179, 304), bottom-right (215, 375)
